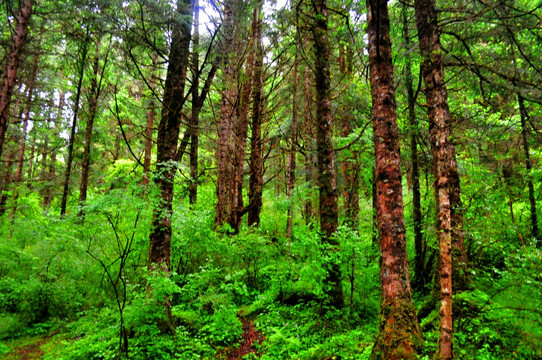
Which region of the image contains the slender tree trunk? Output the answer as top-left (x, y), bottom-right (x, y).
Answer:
top-left (148, 0), bottom-right (192, 333)
top-left (60, 39), bottom-right (89, 216)
top-left (215, 0), bottom-right (237, 228)
top-left (0, 0), bottom-right (33, 160)
top-left (518, 94), bottom-right (539, 245)
top-left (248, 0), bottom-right (264, 228)
top-left (414, 0), bottom-right (455, 357)
top-left (143, 57), bottom-right (158, 186)
top-left (368, 0), bottom-right (422, 358)
top-left (229, 15), bottom-right (257, 233)
top-left (79, 44), bottom-right (102, 216)
top-left (1, 98), bottom-right (22, 215)
top-left (189, 0), bottom-right (200, 206)
top-left (43, 93), bottom-right (63, 208)
top-left (402, 3), bottom-right (426, 291)
top-left (339, 44), bottom-right (360, 230)
top-left (286, 30), bottom-right (298, 238)
top-left (311, 0), bottom-right (343, 309)
top-left (303, 66), bottom-right (315, 223)
top-left (12, 48), bottom-right (40, 215)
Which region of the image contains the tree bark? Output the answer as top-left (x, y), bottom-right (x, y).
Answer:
top-left (518, 94), bottom-right (539, 245)
top-left (0, 0), bottom-right (33, 161)
top-left (413, 0), bottom-right (455, 357)
top-left (228, 17), bottom-right (255, 233)
top-left (248, 0), bottom-right (264, 228)
top-left (401, 3), bottom-right (426, 291)
top-left (12, 48), bottom-right (40, 215)
top-left (148, 0), bottom-right (192, 333)
top-left (43, 93), bottom-right (63, 208)
top-left (189, 0), bottom-right (200, 206)
top-left (143, 57), bottom-right (158, 186)
top-left (303, 66), bottom-right (316, 223)
top-left (339, 43), bottom-right (360, 230)
top-left (215, 0), bottom-right (237, 228)
top-left (79, 43), bottom-right (103, 216)
top-left (60, 38), bottom-right (89, 216)
top-left (311, 0), bottom-right (343, 309)
top-left (368, 0), bottom-right (423, 358)
top-left (286, 28), bottom-right (298, 238)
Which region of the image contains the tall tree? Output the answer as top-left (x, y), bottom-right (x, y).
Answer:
top-left (248, 0), bottom-right (265, 228)
top-left (414, 0), bottom-right (460, 356)
top-left (79, 41), bottom-right (107, 216)
top-left (148, 0), bottom-right (192, 333)
top-left (0, 0), bottom-right (33, 160)
top-left (285, 21), bottom-right (299, 238)
top-left (60, 36), bottom-right (89, 216)
top-left (367, 0), bottom-right (423, 358)
top-left (311, 0), bottom-right (343, 308)
top-left (215, 0), bottom-right (238, 229)
top-left (401, 3), bottom-right (426, 291)
top-left (339, 40), bottom-right (360, 230)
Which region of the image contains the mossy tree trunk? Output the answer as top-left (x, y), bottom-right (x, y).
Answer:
top-left (367, 0), bottom-right (423, 358)
top-left (311, 0), bottom-right (344, 309)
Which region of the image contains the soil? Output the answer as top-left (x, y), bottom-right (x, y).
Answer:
top-left (217, 317), bottom-right (265, 359)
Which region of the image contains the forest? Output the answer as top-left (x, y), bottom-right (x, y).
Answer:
top-left (0, 0), bottom-right (541, 359)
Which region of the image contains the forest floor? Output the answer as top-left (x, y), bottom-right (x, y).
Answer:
top-left (217, 315), bottom-right (265, 359)
top-left (3, 335), bottom-right (50, 360)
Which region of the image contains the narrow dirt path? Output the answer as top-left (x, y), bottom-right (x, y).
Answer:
top-left (5, 337), bottom-right (48, 360)
top-left (218, 317), bottom-right (265, 359)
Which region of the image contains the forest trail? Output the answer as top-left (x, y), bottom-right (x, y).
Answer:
top-left (4, 336), bottom-right (48, 360)
top-left (218, 316), bottom-right (265, 359)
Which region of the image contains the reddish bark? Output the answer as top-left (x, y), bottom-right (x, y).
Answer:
top-left (0, 0), bottom-right (33, 161)
top-left (414, 0), bottom-right (455, 357)
top-left (367, 0), bottom-right (422, 358)
top-left (311, 0), bottom-right (343, 308)
top-left (12, 48), bottom-right (40, 215)
top-left (248, 1), bottom-right (264, 228)
top-left (229, 20), bottom-right (256, 233)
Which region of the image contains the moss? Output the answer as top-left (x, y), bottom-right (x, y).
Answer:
top-left (371, 299), bottom-right (424, 360)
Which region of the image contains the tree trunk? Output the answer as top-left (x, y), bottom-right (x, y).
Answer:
top-left (215, 0), bottom-right (237, 229)
top-left (518, 94), bottom-right (539, 245)
top-left (401, 3), bottom-right (426, 291)
top-left (0, 0), bottom-right (33, 160)
top-left (303, 66), bottom-right (315, 223)
top-left (79, 44), bottom-right (102, 216)
top-left (286, 28), bottom-right (298, 238)
top-left (189, 0), bottom-right (200, 206)
top-left (368, 0), bottom-right (423, 358)
top-left (148, 0), bottom-right (192, 333)
top-left (12, 48), bottom-right (40, 215)
top-left (311, 0), bottom-right (343, 309)
top-left (60, 38), bottom-right (89, 216)
top-left (248, 0), bottom-right (264, 228)
top-left (43, 93), bottom-right (63, 208)
top-left (339, 43), bottom-right (360, 230)
top-left (414, 0), bottom-right (455, 357)
top-left (143, 57), bottom-right (158, 186)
